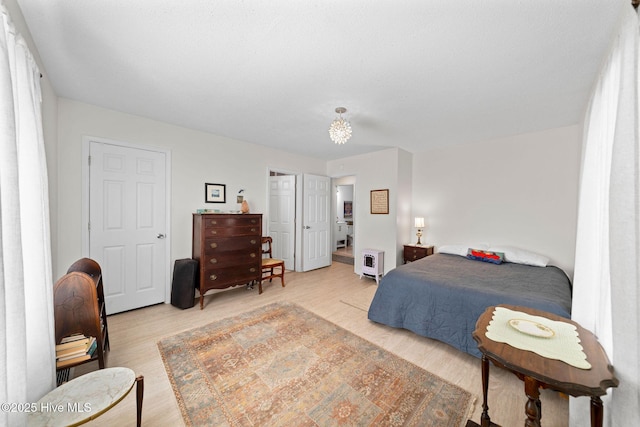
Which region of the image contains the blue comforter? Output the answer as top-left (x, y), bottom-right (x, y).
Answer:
top-left (367, 253), bottom-right (572, 358)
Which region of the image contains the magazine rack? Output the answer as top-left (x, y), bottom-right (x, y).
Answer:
top-left (54, 258), bottom-right (110, 371)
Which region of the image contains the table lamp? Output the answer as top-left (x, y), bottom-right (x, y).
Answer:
top-left (414, 217), bottom-right (425, 245)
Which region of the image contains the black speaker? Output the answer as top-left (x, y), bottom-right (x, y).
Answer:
top-left (170, 259), bottom-right (198, 309)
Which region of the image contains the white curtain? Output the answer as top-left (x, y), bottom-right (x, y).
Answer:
top-left (0, 3), bottom-right (56, 426)
top-left (571, 6), bottom-right (640, 426)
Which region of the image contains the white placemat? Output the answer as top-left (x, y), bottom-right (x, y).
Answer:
top-left (485, 307), bottom-right (591, 369)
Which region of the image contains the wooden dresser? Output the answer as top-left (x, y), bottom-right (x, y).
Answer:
top-left (192, 213), bottom-right (262, 309)
top-left (403, 244), bottom-right (434, 263)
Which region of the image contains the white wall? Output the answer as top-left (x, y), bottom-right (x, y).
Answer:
top-left (396, 149), bottom-right (413, 265)
top-left (412, 125), bottom-right (581, 277)
top-left (327, 148), bottom-right (411, 274)
top-left (55, 98), bottom-right (326, 279)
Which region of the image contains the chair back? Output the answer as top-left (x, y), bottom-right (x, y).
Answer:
top-left (67, 257), bottom-right (102, 277)
top-left (262, 236), bottom-right (274, 258)
top-left (54, 272), bottom-right (100, 344)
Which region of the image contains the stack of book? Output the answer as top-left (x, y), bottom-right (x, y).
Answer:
top-left (55, 334), bottom-right (97, 368)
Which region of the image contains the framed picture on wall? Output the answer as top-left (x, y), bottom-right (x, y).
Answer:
top-left (205, 183), bottom-right (226, 203)
top-left (370, 189), bottom-right (389, 214)
top-left (344, 201), bottom-right (353, 218)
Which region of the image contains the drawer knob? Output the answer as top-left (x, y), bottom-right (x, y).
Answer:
top-left (209, 258), bottom-right (217, 264)
top-left (250, 239), bottom-right (257, 245)
top-left (250, 253), bottom-right (256, 258)
top-left (210, 230), bottom-right (217, 235)
top-left (209, 220), bottom-right (217, 225)
top-left (251, 219), bottom-right (257, 224)
top-left (209, 274), bottom-right (217, 281)
top-left (251, 228), bottom-right (256, 232)
top-left (249, 268), bottom-right (256, 273)
top-left (210, 242), bottom-right (218, 249)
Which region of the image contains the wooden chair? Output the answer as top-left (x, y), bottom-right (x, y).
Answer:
top-left (259, 236), bottom-right (285, 294)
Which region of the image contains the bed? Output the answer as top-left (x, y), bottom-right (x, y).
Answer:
top-left (367, 252), bottom-right (573, 358)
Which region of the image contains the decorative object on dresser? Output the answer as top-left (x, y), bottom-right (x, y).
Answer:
top-left (259, 236), bottom-right (285, 294)
top-left (192, 213), bottom-right (262, 309)
top-left (54, 258), bottom-right (110, 373)
top-left (414, 216), bottom-right (425, 245)
top-left (360, 249), bottom-right (384, 284)
top-left (403, 244), bottom-right (434, 263)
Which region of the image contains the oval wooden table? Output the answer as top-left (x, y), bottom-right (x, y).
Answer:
top-left (27, 367), bottom-right (143, 426)
top-left (467, 305), bottom-right (618, 427)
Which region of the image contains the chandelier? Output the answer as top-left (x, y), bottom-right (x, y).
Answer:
top-left (328, 107), bottom-right (352, 144)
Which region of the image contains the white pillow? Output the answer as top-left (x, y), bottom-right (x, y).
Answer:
top-left (438, 243), bottom-right (489, 257)
top-left (488, 245), bottom-right (549, 267)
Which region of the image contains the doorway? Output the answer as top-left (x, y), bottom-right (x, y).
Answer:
top-left (267, 170), bottom-right (332, 272)
top-left (332, 179), bottom-right (356, 265)
top-left (83, 137), bottom-right (171, 314)
top-left (267, 172), bottom-right (296, 271)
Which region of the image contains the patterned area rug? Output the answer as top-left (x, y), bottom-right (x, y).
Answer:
top-left (158, 302), bottom-right (475, 426)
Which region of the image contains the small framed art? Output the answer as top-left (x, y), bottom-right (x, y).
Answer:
top-left (344, 201), bottom-right (353, 219)
top-left (370, 189), bottom-right (389, 214)
top-left (205, 183), bottom-right (226, 203)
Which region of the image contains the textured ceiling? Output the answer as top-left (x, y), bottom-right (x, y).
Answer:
top-left (17, 0), bottom-right (628, 160)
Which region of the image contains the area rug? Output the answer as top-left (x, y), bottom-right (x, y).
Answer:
top-left (158, 302), bottom-right (475, 426)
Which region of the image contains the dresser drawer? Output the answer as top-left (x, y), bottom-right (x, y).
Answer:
top-left (203, 236), bottom-right (260, 253)
top-left (202, 215), bottom-right (261, 229)
top-left (201, 225), bottom-right (261, 237)
top-left (201, 264), bottom-right (260, 289)
top-left (202, 249), bottom-right (259, 266)
top-left (403, 245), bottom-right (434, 263)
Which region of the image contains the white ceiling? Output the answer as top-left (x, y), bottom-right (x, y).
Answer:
top-left (17, 0), bottom-right (628, 160)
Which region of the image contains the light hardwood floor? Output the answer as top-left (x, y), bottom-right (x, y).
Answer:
top-left (75, 262), bottom-right (569, 426)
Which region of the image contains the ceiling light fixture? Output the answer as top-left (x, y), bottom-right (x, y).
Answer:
top-left (328, 107), bottom-right (352, 144)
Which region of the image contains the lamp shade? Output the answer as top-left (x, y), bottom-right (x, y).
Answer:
top-left (414, 217), bottom-right (425, 228)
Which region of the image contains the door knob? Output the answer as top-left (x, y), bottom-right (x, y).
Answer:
top-left (157, 233), bottom-right (166, 239)
top-left (303, 226), bottom-right (311, 229)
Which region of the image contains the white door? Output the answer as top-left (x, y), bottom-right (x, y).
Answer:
top-left (89, 140), bottom-right (168, 314)
top-left (268, 175), bottom-right (295, 270)
top-left (302, 174), bottom-right (331, 271)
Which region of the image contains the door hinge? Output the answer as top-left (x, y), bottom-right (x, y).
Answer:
top-left (88, 222), bottom-right (91, 230)
top-left (88, 155), bottom-right (91, 166)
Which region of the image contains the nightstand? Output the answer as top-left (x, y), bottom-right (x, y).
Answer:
top-left (403, 244), bottom-right (434, 263)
